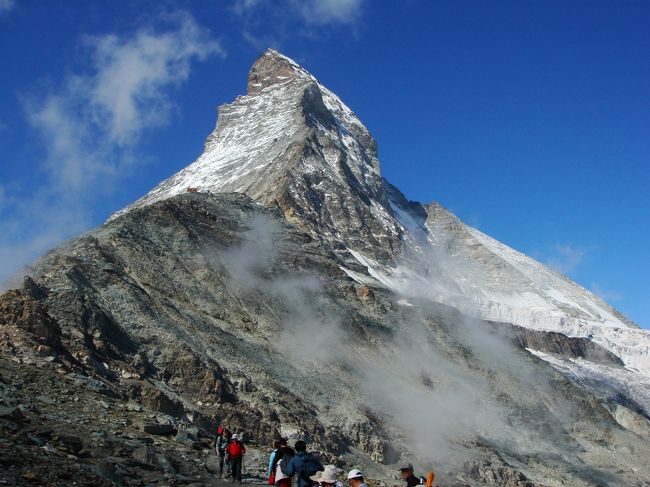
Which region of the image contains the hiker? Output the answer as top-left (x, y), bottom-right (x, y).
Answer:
top-left (224, 429), bottom-right (233, 476)
top-left (267, 440), bottom-right (281, 484)
top-left (227, 433), bottom-right (247, 483)
top-left (215, 415), bottom-right (223, 436)
top-left (215, 428), bottom-right (230, 478)
top-left (347, 469), bottom-right (368, 487)
top-left (400, 463), bottom-right (420, 487)
top-left (316, 465), bottom-right (343, 487)
top-left (271, 438), bottom-right (295, 487)
top-left (284, 441), bottom-right (324, 487)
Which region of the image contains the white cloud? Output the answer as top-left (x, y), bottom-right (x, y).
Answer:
top-left (590, 282), bottom-right (623, 302)
top-left (233, 0), bottom-right (364, 49)
top-left (85, 14), bottom-right (225, 144)
top-left (26, 12), bottom-right (224, 194)
top-left (544, 244), bottom-right (585, 275)
top-left (1, 12), bottom-right (223, 288)
top-left (233, 0), bottom-right (262, 15)
top-left (294, 0), bottom-right (363, 25)
top-left (0, 0), bottom-right (15, 16)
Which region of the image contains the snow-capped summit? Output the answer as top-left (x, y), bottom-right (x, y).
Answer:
top-left (113, 50), bottom-right (650, 412)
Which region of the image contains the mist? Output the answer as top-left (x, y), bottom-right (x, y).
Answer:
top-left (201, 211), bottom-right (584, 474)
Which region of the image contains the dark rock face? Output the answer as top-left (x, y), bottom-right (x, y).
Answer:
top-left (143, 424), bottom-right (176, 436)
top-left (496, 322), bottom-right (624, 367)
top-left (0, 288), bottom-right (62, 350)
top-left (247, 49), bottom-right (304, 94)
top-left (2, 192), bottom-right (649, 486)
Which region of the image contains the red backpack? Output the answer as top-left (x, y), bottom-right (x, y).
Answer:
top-left (228, 441), bottom-right (246, 458)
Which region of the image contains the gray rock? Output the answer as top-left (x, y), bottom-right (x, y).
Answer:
top-left (36, 395), bottom-right (54, 405)
top-left (25, 433), bottom-right (46, 446)
top-left (143, 423), bottom-right (176, 435)
top-left (68, 373), bottom-right (116, 397)
top-left (133, 445), bottom-right (178, 474)
top-left (0, 405), bottom-right (22, 423)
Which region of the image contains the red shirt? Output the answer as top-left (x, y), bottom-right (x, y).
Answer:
top-left (227, 441), bottom-right (246, 458)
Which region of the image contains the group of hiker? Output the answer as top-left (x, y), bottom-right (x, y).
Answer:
top-left (216, 428), bottom-right (430, 487)
top-left (214, 427), bottom-right (247, 482)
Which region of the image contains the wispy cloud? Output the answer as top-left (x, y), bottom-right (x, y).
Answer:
top-left (0, 0), bottom-right (15, 16)
top-left (590, 282), bottom-right (623, 302)
top-left (291, 0), bottom-right (363, 26)
top-left (543, 244), bottom-right (586, 275)
top-left (232, 0), bottom-right (262, 16)
top-left (1, 12), bottom-right (223, 289)
top-left (232, 0), bottom-right (364, 49)
top-left (83, 14), bottom-right (224, 145)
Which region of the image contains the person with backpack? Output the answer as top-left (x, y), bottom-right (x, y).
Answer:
top-left (271, 438), bottom-right (295, 487)
top-left (267, 440), bottom-right (281, 484)
top-left (227, 434), bottom-right (247, 483)
top-left (284, 441), bottom-right (324, 487)
top-left (399, 463), bottom-right (422, 487)
top-left (215, 429), bottom-right (230, 478)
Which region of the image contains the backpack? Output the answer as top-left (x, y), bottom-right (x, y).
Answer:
top-left (279, 456), bottom-right (292, 475)
top-left (279, 449), bottom-right (295, 475)
top-left (299, 455), bottom-right (321, 481)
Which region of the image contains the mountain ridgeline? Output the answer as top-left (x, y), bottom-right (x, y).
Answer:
top-left (2, 50), bottom-right (650, 486)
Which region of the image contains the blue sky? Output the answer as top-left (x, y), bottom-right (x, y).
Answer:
top-left (0, 0), bottom-right (648, 327)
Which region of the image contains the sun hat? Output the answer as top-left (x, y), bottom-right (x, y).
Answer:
top-left (315, 469), bottom-right (338, 484)
top-left (347, 469), bottom-right (364, 480)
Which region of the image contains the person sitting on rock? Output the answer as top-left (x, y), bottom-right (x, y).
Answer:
top-left (347, 469), bottom-right (368, 487)
top-left (400, 463), bottom-right (421, 487)
top-left (284, 441), bottom-right (324, 487)
top-left (215, 428), bottom-right (230, 478)
top-left (227, 433), bottom-right (247, 483)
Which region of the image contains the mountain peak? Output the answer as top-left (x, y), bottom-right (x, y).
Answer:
top-left (247, 49), bottom-right (312, 95)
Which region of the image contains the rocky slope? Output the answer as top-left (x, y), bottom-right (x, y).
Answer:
top-left (2, 50), bottom-right (650, 485)
top-left (1, 193), bottom-right (649, 486)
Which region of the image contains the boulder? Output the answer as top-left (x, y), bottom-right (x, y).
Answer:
top-left (143, 423), bottom-right (176, 435)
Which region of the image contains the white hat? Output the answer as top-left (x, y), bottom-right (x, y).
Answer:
top-left (315, 469), bottom-right (338, 484)
top-left (231, 433), bottom-right (239, 440)
top-left (347, 469), bottom-right (364, 480)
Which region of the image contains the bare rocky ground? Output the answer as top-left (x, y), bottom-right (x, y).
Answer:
top-left (0, 352), bottom-right (274, 487)
top-left (0, 346), bottom-right (540, 487)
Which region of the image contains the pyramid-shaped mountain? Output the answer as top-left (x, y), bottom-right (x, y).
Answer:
top-left (116, 49), bottom-right (649, 382)
top-left (2, 50), bottom-right (649, 486)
